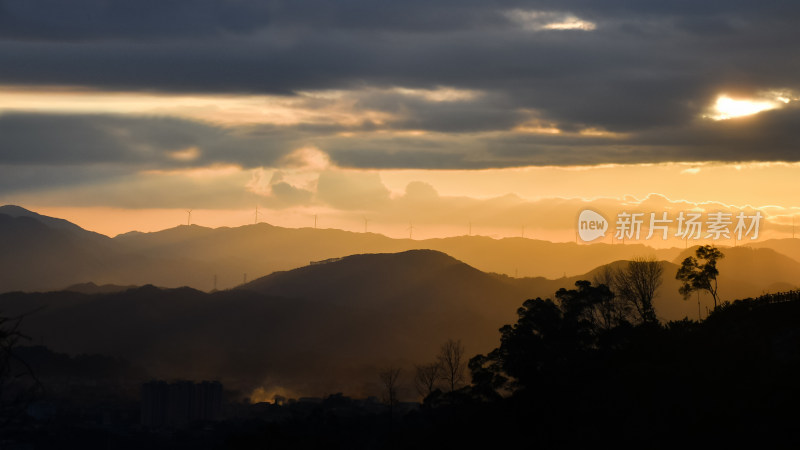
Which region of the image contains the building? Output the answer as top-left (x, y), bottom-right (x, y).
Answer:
top-left (141, 380), bottom-right (223, 427)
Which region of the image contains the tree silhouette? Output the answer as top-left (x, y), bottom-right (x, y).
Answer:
top-left (414, 361), bottom-right (442, 399)
top-left (612, 256), bottom-right (663, 323)
top-left (470, 297), bottom-right (564, 390)
top-left (437, 339), bottom-right (466, 392)
top-left (472, 280), bottom-right (642, 392)
top-left (0, 313), bottom-right (40, 430)
top-left (378, 366), bottom-right (401, 416)
top-left (592, 265), bottom-right (635, 327)
top-left (676, 245), bottom-right (724, 308)
top-left (557, 280), bottom-right (618, 338)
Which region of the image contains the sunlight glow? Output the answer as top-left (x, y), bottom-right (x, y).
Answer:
top-left (0, 84), bottom-right (484, 129)
top-left (168, 146), bottom-right (201, 162)
top-left (542, 16), bottom-right (597, 31)
top-left (708, 95), bottom-right (782, 120)
top-left (506, 10), bottom-right (597, 31)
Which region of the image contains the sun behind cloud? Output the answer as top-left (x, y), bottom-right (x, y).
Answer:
top-left (707, 94), bottom-right (789, 120)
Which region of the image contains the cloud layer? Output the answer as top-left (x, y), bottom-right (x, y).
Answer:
top-left (2, 0), bottom-right (800, 226)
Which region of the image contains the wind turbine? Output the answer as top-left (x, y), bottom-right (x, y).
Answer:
top-left (255, 205), bottom-right (260, 224)
top-left (407, 221), bottom-right (415, 239)
top-left (364, 218), bottom-right (369, 233)
top-left (186, 209), bottom-right (193, 226)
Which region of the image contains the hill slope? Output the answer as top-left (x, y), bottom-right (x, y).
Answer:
top-left (0, 251), bottom-right (530, 396)
top-left (4, 245), bottom-right (797, 397)
top-left (0, 207), bottom-right (219, 292)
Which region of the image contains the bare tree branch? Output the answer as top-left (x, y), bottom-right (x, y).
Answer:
top-left (437, 339), bottom-right (466, 392)
top-left (613, 256), bottom-right (663, 324)
top-left (414, 361), bottom-right (442, 399)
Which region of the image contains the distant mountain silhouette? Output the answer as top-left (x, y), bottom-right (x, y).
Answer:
top-left (0, 205), bottom-right (679, 292)
top-left (673, 245), bottom-right (800, 300)
top-left (114, 222), bottom-right (685, 286)
top-left (0, 205), bottom-right (107, 240)
top-left (0, 212), bottom-right (119, 292)
top-left (63, 282), bottom-right (139, 295)
top-left (0, 206), bottom-right (219, 292)
top-left (3, 205), bottom-right (799, 301)
top-left (747, 238), bottom-right (800, 266)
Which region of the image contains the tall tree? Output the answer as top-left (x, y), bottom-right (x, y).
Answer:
top-left (378, 366), bottom-right (402, 416)
top-left (613, 256), bottom-right (663, 323)
top-left (414, 362), bottom-right (441, 399)
top-left (556, 280), bottom-right (618, 339)
top-left (437, 339), bottom-right (466, 392)
top-left (676, 245), bottom-right (724, 308)
top-left (469, 296), bottom-right (569, 391)
top-left (592, 265), bottom-right (634, 328)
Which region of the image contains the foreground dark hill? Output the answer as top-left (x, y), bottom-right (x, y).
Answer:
top-left (3, 242), bottom-right (798, 398)
top-left (0, 250), bottom-right (531, 396)
top-left (442, 291), bottom-right (800, 448)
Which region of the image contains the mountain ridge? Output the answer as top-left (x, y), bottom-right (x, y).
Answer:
top-left (3, 205), bottom-right (800, 298)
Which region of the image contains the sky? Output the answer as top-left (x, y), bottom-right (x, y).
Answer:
top-left (1, 0), bottom-right (799, 243)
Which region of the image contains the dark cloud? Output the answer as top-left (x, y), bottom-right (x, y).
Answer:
top-left (0, 0), bottom-right (272, 40)
top-left (3, 103), bottom-right (800, 175)
top-left (1, 1), bottom-right (800, 169)
top-left (0, 164), bottom-right (129, 195)
top-left (324, 104), bottom-right (800, 168)
top-left (0, 164), bottom-right (261, 209)
top-left (0, 113), bottom-right (299, 167)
